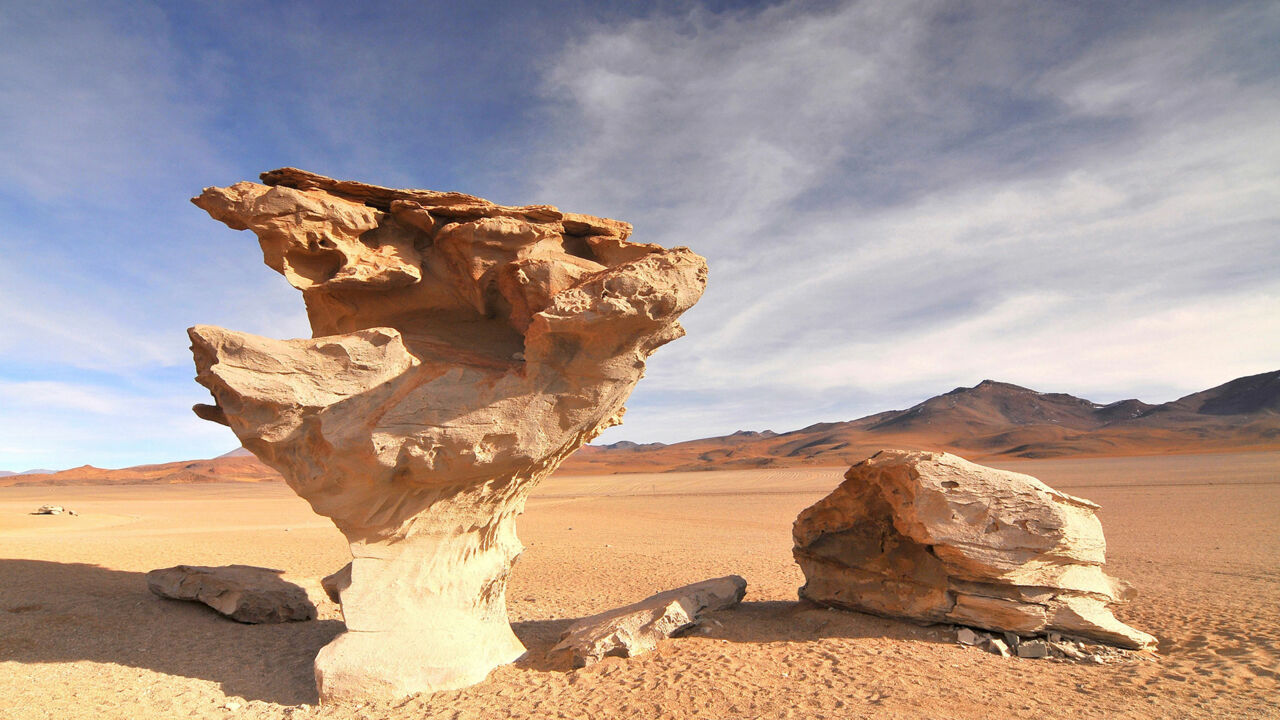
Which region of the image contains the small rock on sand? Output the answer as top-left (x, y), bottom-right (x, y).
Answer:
top-left (147, 564), bottom-right (316, 624)
top-left (551, 575), bottom-right (747, 668)
top-left (1016, 639), bottom-right (1051, 659)
top-left (986, 636), bottom-right (1012, 657)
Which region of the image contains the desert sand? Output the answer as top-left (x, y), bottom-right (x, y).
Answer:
top-left (1, 451), bottom-right (1277, 719)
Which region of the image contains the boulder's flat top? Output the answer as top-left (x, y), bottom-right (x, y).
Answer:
top-left (0, 451), bottom-right (1276, 719)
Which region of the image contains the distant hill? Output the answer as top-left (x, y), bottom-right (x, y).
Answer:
top-left (1139, 370), bottom-right (1280, 417)
top-left (0, 455), bottom-right (280, 487)
top-left (6, 370), bottom-right (1277, 485)
top-left (562, 369), bottom-right (1280, 473)
top-left (0, 469), bottom-right (55, 477)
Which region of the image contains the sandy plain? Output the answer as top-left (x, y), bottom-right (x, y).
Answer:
top-left (1, 451), bottom-right (1277, 720)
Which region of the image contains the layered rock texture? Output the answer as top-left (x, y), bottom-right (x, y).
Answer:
top-left (187, 169), bottom-right (707, 701)
top-left (550, 575), bottom-right (747, 668)
top-left (793, 450), bottom-right (1155, 649)
top-left (147, 565), bottom-right (316, 624)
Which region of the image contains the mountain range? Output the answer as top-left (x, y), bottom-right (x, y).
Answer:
top-left (560, 369), bottom-right (1280, 473)
top-left (3, 370), bottom-right (1276, 485)
top-left (0, 450), bottom-right (277, 487)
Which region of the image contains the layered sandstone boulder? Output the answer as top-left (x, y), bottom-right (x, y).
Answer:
top-left (793, 450), bottom-right (1155, 649)
top-left (187, 168), bottom-right (707, 701)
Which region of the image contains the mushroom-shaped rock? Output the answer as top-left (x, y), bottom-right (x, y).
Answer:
top-left (187, 169), bottom-right (707, 702)
top-left (793, 450), bottom-right (1155, 650)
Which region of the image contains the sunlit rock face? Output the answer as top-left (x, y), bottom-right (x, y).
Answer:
top-left (187, 168), bottom-right (707, 702)
top-left (793, 450), bottom-right (1156, 650)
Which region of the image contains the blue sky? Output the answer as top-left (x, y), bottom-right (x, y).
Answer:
top-left (1, 0), bottom-right (1277, 470)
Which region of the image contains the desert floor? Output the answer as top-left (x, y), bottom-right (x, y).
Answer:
top-left (1, 451), bottom-right (1277, 719)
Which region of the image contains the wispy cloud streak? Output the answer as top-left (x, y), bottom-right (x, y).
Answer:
top-left (532, 0), bottom-right (1280, 442)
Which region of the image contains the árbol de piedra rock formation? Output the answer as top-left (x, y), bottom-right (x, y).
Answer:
top-left (187, 169), bottom-right (708, 702)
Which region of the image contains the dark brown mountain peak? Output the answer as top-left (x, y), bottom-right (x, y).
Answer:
top-left (1170, 370), bottom-right (1280, 416)
top-left (975, 379), bottom-right (1029, 391)
top-left (1094, 398), bottom-right (1156, 423)
top-left (728, 430), bottom-right (778, 439)
top-left (598, 440), bottom-right (669, 450)
top-left (871, 379), bottom-right (1100, 434)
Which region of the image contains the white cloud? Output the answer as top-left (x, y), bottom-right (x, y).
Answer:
top-left (0, 230), bottom-right (311, 373)
top-left (752, 288), bottom-right (1280, 394)
top-left (533, 1), bottom-right (1280, 442)
top-left (0, 378), bottom-right (231, 470)
top-left (0, 284), bottom-right (180, 372)
top-left (0, 380), bottom-right (135, 416)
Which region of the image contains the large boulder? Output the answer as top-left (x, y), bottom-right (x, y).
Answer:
top-left (147, 564), bottom-right (316, 623)
top-left (550, 575), bottom-right (747, 668)
top-left (187, 169), bottom-right (707, 702)
top-left (793, 450), bottom-right (1155, 649)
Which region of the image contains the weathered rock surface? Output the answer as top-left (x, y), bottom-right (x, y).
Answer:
top-left (321, 562), bottom-right (351, 604)
top-left (1016, 638), bottom-right (1051, 658)
top-left (793, 450), bottom-right (1156, 650)
top-left (147, 564), bottom-right (316, 623)
top-left (32, 505), bottom-right (72, 515)
top-left (956, 626), bottom-right (982, 646)
top-left (188, 169), bottom-right (707, 701)
top-left (551, 576), bottom-right (747, 668)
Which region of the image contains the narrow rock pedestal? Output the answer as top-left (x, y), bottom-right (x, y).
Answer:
top-left (315, 510), bottom-right (528, 700)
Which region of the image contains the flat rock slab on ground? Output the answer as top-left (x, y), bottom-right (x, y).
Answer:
top-left (146, 564), bottom-right (316, 624)
top-left (551, 575), bottom-right (747, 668)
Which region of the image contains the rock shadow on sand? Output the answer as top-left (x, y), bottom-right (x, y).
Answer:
top-left (509, 599), bottom-right (955, 674)
top-left (511, 617), bottom-right (577, 671)
top-left (0, 559), bottom-right (953, 701)
top-left (692, 600), bottom-right (960, 647)
top-left (0, 559), bottom-right (342, 705)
